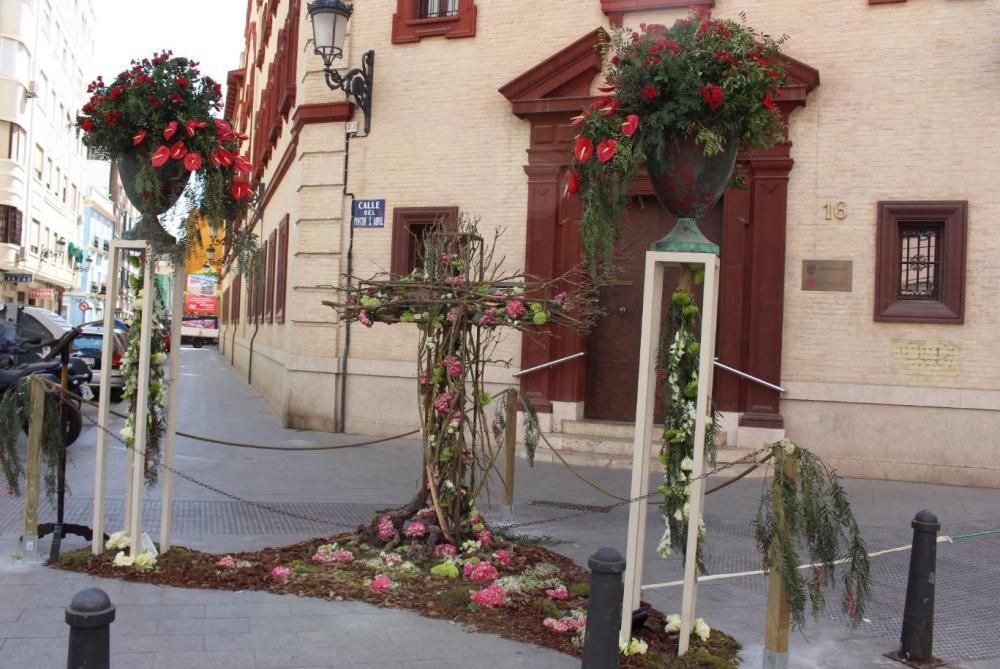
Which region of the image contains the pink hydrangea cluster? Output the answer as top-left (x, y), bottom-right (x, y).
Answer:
top-left (377, 514), bottom-right (396, 541)
top-left (444, 275), bottom-right (465, 287)
top-left (479, 307), bottom-right (497, 327)
top-left (493, 549), bottom-right (513, 567)
top-left (312, 547), bottom-right (354, 564)
top-left (404, 521), bottom-right (427, 539)
top-left (554, 291), bottom-right (568, 306)
top-left (543, 616), bottom-right (586, 633)
top-left (476, 529), bottom-right (493, 547)
top-left (358, 310), bottom-right (373, 328)
top-left (470, 583), bottom-right (506, 608)
top-left (371, 574), bottom-right (393, 592)
top-left (384, 553), bottom-right (403, 566)
top-left (505, 299), bottom-right (526, 319)
top-left (434, 543), bottom-right (457, 557)
top-left (433, 392), bottom-right (453, 414)
top-left (545, 586), bottom-right (570, 601)
top-left (442, 355), bottom-right (464, 377)
top-left (463, 561), bottom-right (499, 583)
top-left (216, 555), bottom-right (237, 569)
top-left (270, 566), bottom-right (291, 580)
top-left (446, 307), bottom-right (460, 323)
top-left (418, 370), bottom-right (429, 386)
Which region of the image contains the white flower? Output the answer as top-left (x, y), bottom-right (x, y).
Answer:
top-left (673, 509), bottom-right (684, 522)
top-left (619, 637), bottom-right (648, 656)
top-left (119, 426), bottom-right (133, 442)
top-left (665, 614), bottom-right (682, 633)
top-left (694, 618), bottom-right (711, 642)
top-left (461, 540), bottom-right (482, 553)
top-left (680, 456), bottom-right (694, 472)
top-left (133, 551), bottom-right (157, 572)
top-left (782, 440), bottom-right (796, 455)
top-left (112, 551), bottom-right (134, 568)
top-left (656, 528), bottom-right (672, 558)
top-left (105, 531), bottom-right (129, 551)
top-left (682, 500), bottom-right (690, 518)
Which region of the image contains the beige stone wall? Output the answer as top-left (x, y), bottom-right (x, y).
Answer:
top-left (222, 0), bottom-right (999, 483)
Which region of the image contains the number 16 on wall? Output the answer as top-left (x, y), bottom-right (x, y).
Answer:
top-left (823, 201), bottom-right (848, 221)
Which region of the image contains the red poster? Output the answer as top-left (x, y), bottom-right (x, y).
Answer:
top-left (184, 294), bottom-right (217, 314)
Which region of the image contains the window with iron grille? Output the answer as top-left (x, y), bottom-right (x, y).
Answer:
top-left (874, 201), bottom-right (967, 324)
top-left (418, 0), bottom-right (459, 18)
top-left (392, 0), bottom-right (477, 44)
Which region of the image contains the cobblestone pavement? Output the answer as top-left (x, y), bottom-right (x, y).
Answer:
top-left (1, 347), bottom-right (998, 668)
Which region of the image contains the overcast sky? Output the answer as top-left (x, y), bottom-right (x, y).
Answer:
top-left (88, 0), bottom-right (246, 101)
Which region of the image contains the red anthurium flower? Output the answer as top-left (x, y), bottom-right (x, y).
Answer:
top-left (132, 129), bottom-right (147, 146)
top-left (210, 147), bottom-right (234, 168)
top-left (183, 152), bottom-right (203, 171)
top-left (601, 98), bottom-right (621, 117)
top-left (699, 85), bottom-right (725, 111)
top-left (620, 114), bottom-right (640, 138)
top-left (233, 154), bottom-right (252, 175)
top-left (185, 119), bottom-right (209, 137)
top-left (641, 84), bottom-right (659, 101)
top-left (563, 171), bottom-right (580, 197)
top-left (150, 145), bottom-right (170, 168)
top-left (570, 114), bottom-right (587, 127)
top-left (169, 140), bottom-right (188, 160)
top-left (574, 136), bottom-right (594, 163)
top-left (231, 179), bottom-right (252, 201)
top-left (762, 92), bottom-right (777, 110)
top-left (597, 84), bottom-right (616, 93)
top-left (597, 139), bottom-right (618, 163)
top-left (163, 121), bottom-right (179, 141)
top-left (80, 118), bottom-right (95, 133)
top-left (214, 118), bottom-right (232, 134)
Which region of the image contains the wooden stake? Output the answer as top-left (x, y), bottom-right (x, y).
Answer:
top-left (763, 449), bottom-right (799, 669)
top-left (22, 377), bottom-right (46, 552)
top-left (502, 388), bottom-right (516, 509)
top-left (426, 466), bottom-right (454, 544)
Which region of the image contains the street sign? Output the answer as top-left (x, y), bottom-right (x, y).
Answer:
top-left (351, 199), bottom-right (385, 228)
top-left (79, 302), bottom-right (91, 312)
top-left (4, 273), bottom-right (33, 283)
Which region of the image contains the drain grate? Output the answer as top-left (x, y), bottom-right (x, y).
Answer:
top-left (528, 500), bottom-right (615, 514)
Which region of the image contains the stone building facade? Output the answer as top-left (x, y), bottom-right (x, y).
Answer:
top-left (221, 0), bottom-right (1000, 486)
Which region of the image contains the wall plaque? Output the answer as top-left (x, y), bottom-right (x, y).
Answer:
top-left (802, 260), bottom-right (852, 292)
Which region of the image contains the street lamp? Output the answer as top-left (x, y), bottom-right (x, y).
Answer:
top-left (307, 0), bottom-right (375, 134)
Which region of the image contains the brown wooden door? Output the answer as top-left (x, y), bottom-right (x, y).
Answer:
top-left (584, 198), bottom-right (723, 422)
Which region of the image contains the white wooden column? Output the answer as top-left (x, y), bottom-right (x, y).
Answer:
top-left (619, 251), bottom-right (721, 651)
top-left (159, 263), bottom-right (185, 551)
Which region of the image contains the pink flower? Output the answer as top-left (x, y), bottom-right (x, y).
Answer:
top-left (404, 521), bottom-right (427, 538)
top-left (216, 555), bottom-right (237, 569)
top-left (312, 547), bottom-right (354, 564)
top-left (543, 616), bottom-right (586, 633)
top-left (443, 356), bottom-right (464, 377)
top-left (418, 370), bottom-right (429, 385)
top-left (444, 275), bottom-right (465, 287)
top-left (553, 292), bottom-right (568, 306)
top-left (446, 307), bottom-right (460, 323)
top-left (493, 549), bottom-right (512, 567)
top-left (434, 543), bottom-right (457, 557)
top-left (463, 561), bottom-right (499, 583)
top-left (371, 574), bottom-right (393, 592)
top-left (358, 310), bottom-right (373, 328)
top-left (270, 566), bottom-right (291, 580)
top-left (545, 586), bottom-right (570, 601)
top-left (479, 307), bottom-right (497, 327)
top-left (434, 392), bottom-right (454, 414)
top-left (470, 583), bottom-right (506, 608)
top-left (505, 299), bottom-right (526, 320)
top-left (476, 530), bottom-right (493, 547)
top-left (384, 553), bottom-right (404, 566)
top-left (378, 514), bottom-right (396, 541)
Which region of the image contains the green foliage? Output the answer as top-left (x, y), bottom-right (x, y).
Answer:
top-left (531, 596), bottom-right (563, 618)
top-left (439, 585), bottom-right (474, 611)
top-left (0, 382), bottom-right (75, 499)
top-left (753, 442), bottom-right (872, 629)
top-left (54, 548), bottom-right (94, 570)
top-left (568, 581), bottom-right (590, 597)
top-left (431, 561), bottom-right (460, 579)
top-left (0, 391), bottom-right (23, 495)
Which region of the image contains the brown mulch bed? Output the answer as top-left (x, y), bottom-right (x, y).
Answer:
top-left (52, 533), bottom-right (740, 667)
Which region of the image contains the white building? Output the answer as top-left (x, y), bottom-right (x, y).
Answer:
top-left (0, 0), bottom-right (95, 315)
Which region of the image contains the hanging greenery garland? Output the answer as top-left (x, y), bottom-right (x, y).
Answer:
top-left (1, 384), bottom-right (73, 499)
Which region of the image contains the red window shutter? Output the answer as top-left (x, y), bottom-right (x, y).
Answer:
top-left (265, 229), bottom-right (276, 322)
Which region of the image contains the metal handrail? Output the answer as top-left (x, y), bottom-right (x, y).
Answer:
top-left (512, 351), bottom-right (585, 378)
top-left (713, 358), bottom-right (785, 393)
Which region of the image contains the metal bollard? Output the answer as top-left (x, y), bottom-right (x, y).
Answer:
top-left (582, 547), bottom-right (626, 669)
top-left (890, 510), bottom-right (941, 667)
top-left (66, 588), bottom-right (116, 669)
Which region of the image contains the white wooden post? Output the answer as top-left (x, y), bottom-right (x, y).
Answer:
top-left (127, 251), bottom-right (157, 558)
top-left (91, 241), bottom-right (131, 555)
top-left (619, 251), bottom-right (721, 651)
top-left (159, 263), bottom-right (185, 551)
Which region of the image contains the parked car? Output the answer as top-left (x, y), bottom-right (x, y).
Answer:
top-left (71, 327), bottom-right (128, 400)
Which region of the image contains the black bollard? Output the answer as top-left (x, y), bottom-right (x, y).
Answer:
top-left (582, 547), bottom-right (626, 669)
top-left (894, 510), bottom-right (941, 666)
top-left (65, 588), bottom-right (116, 669)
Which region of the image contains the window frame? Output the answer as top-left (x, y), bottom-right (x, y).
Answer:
top-left (391, 0), bottom-right (477, 44)
top-left (391, 206), bottom-right (459, 277)
top-left (265, 229), bottom-right (276, 323)
top-left (275, 214), bottom-right (289, 324)
top-left (874, 201), bottom-right (967, 324)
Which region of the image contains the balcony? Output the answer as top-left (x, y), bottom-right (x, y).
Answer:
top-left (102, 240), bottom-right (110, 252)
top-left (90, 282), bottom-right (98, 294)
top-left (92, 238), bottom-right (99, 248)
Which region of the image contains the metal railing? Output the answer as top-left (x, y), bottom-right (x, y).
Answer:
top-left (511, 351), bottom-right (585, 378)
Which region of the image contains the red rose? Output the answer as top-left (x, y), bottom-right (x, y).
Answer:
top-left (132, 129), bottom-right (147, 146)
top-left (110, 86), bottom-right (124, 100)
top-left (700, 85), bottom-right (724, 111)
top-left (611, 55), bottom-right (620, 65)
top-left (175, 76), bottom-right (188, 88)
top-left (150, 145), bottom-right (170, 168)
top-left (640, 84), bottom-right (659, 101)
top-left (620, 114), bottom-right (639, 138)
top-left (80, 118), bottom-right (94, 133)
top-left (210, 147), bottom-right (234, 168)
top-left (564, 171), bottom-right (580, 197)
top-left (230, 179), bottom-right (252, 200)
top-left (663, 39), bottom-right (681, 55)
top-left (573, 136), bottom-right (594, 162)
top-left (596, 139), bottom-right (618, 163)
top-left (183, 152), bottom-right (203, 171)
top-left (169, 93), bottom-right (182, 104)
top-left (169, 140), bottom-right (188, 160)
top-left (762, 92), bottom-right (777, 110)
top-left (163, 121), bottom-right (179, 141)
